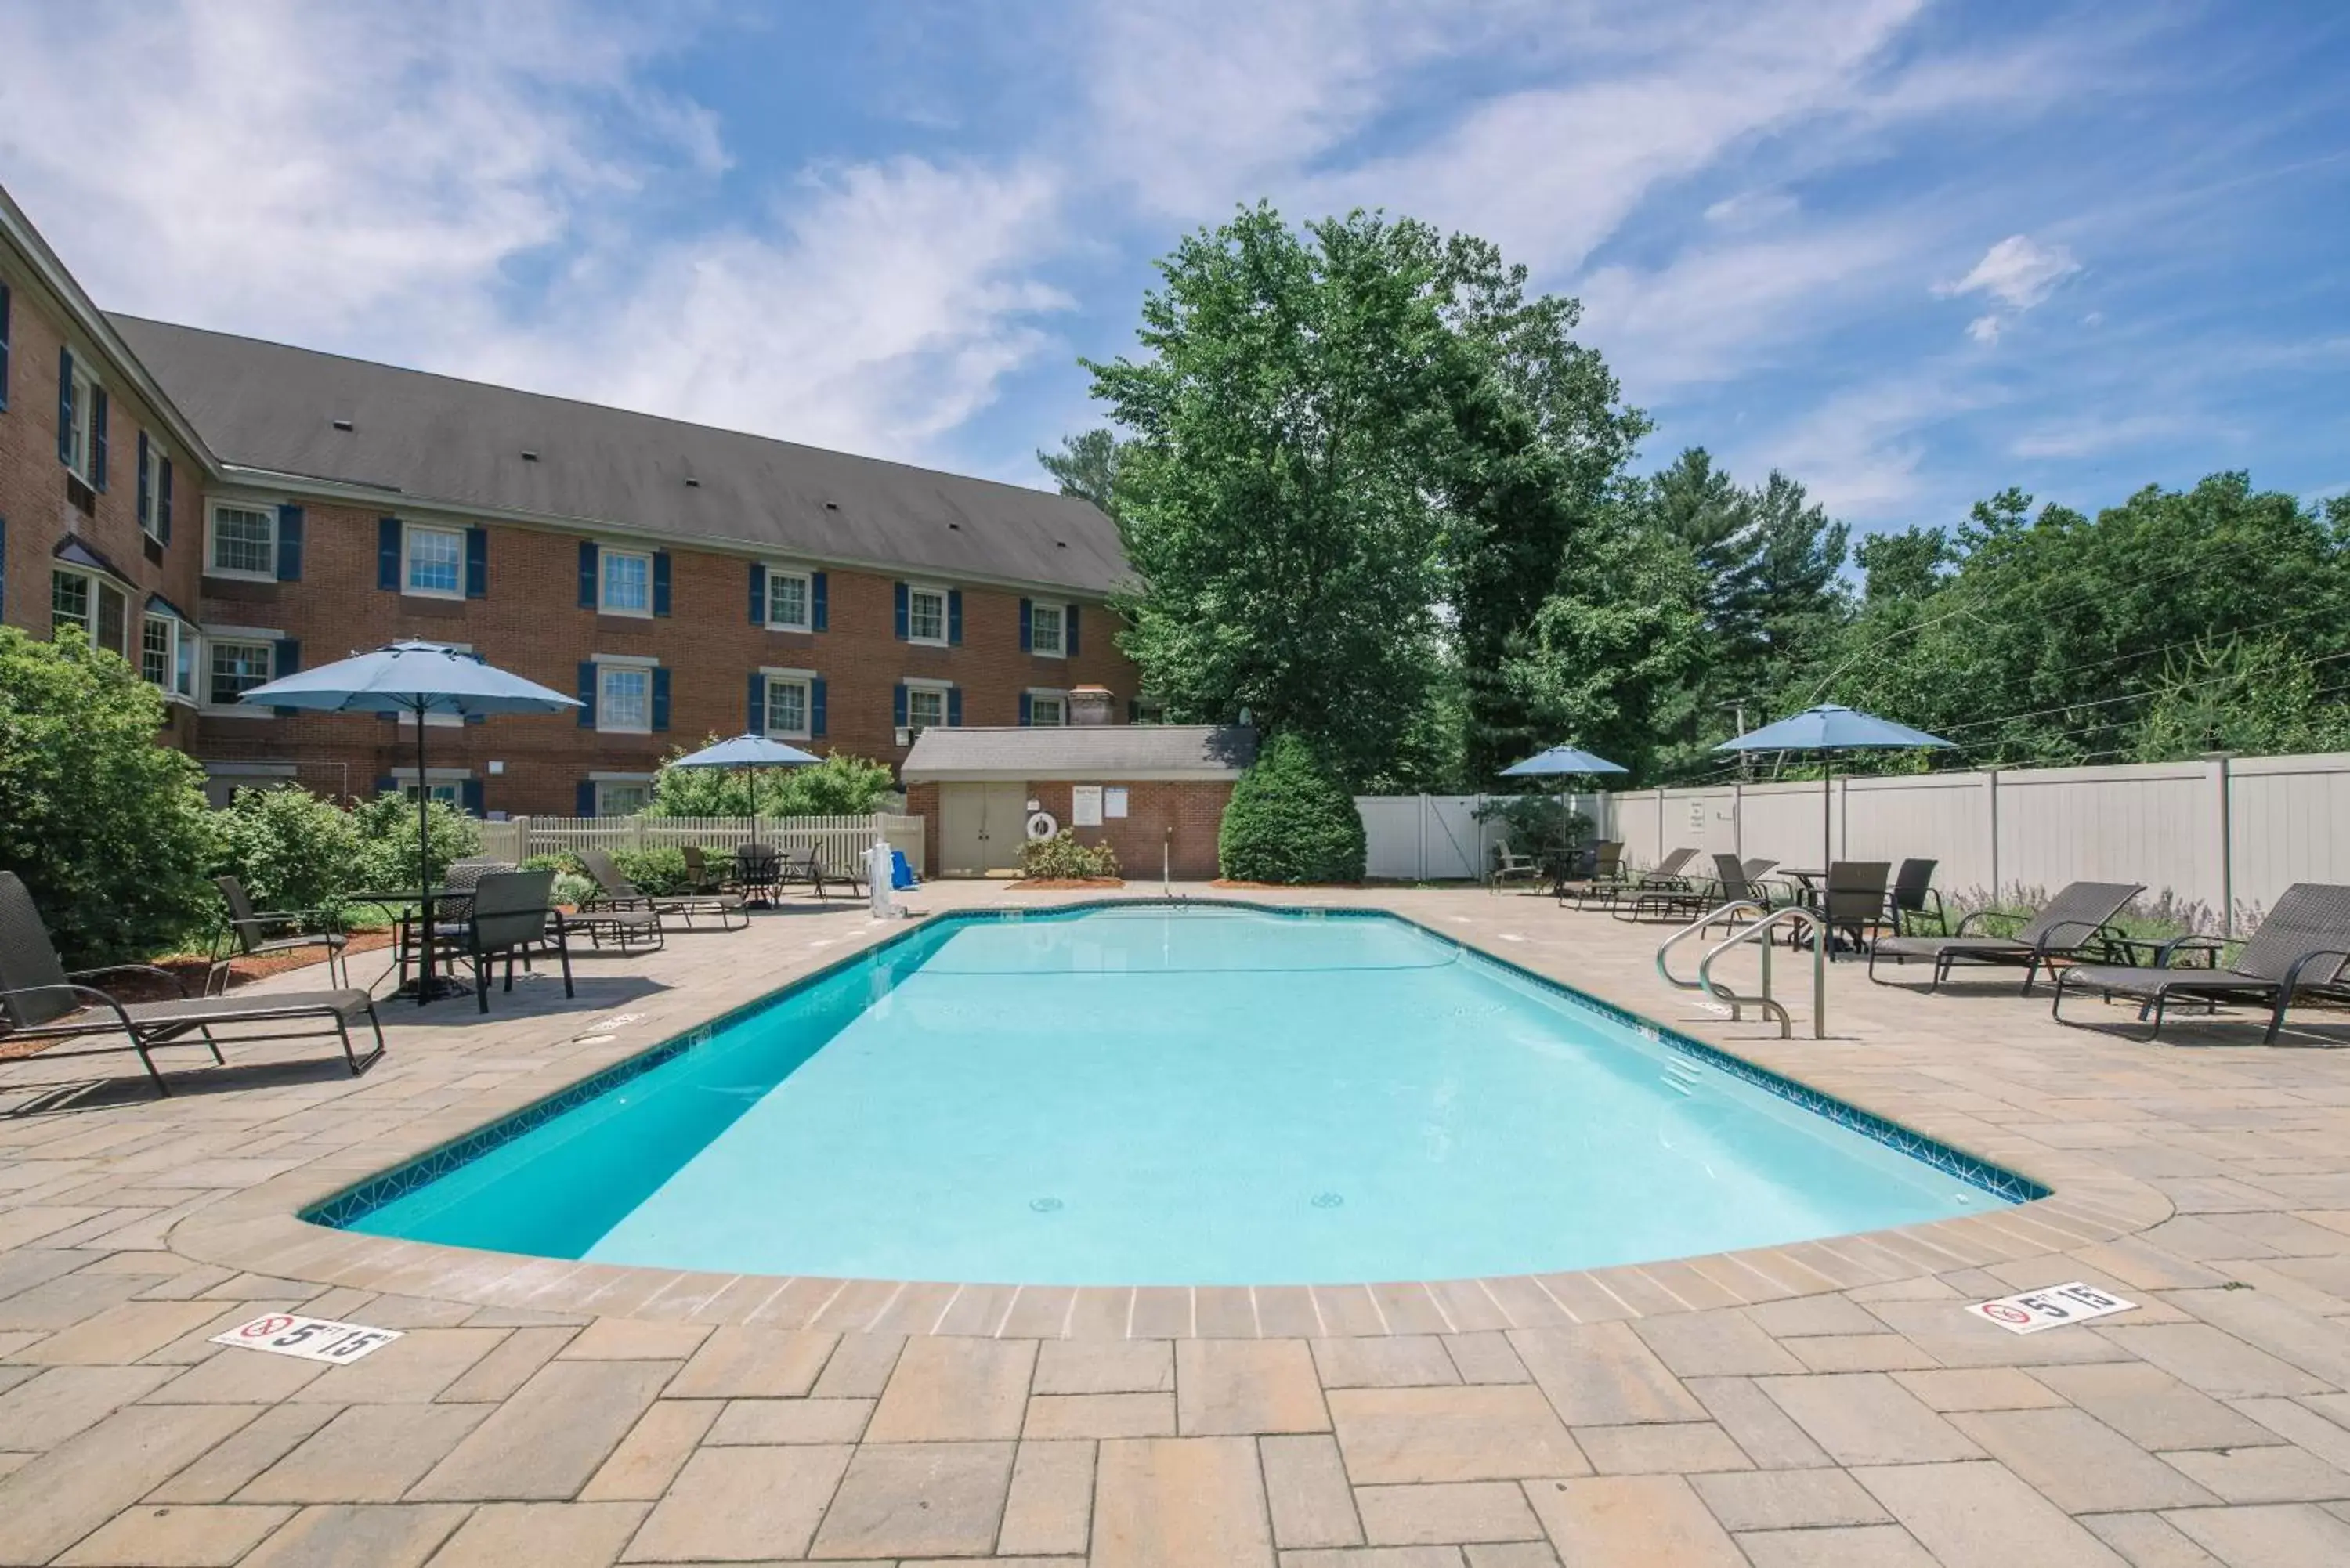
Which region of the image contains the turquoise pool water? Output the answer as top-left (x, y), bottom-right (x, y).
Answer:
top-left (334, 904), bottom-right (2028, 1285)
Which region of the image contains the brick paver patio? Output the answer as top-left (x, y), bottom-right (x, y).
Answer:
top-left (2, 882), bottom-right (2348, 1565)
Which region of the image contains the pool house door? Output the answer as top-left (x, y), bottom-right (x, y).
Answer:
top-left (941, 781), bottom-right (1030, 875)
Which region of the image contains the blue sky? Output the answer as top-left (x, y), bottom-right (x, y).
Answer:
top-left (2, 0), bottom-right (2344, 536)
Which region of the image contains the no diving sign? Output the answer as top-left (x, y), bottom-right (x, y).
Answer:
top-left (213, 1313), bottom-right (403, 1364)
top-left (1969, 1281), bottom-right (2135, 1335)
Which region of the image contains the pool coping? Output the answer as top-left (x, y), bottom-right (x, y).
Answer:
top-left (166, 894), bottom-right (2175, 1339)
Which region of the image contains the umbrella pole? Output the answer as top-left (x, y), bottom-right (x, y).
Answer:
top-left (1823, 750), bottom-right (1834, 872)
top-left (415, 703), bottom-right (433, 1006)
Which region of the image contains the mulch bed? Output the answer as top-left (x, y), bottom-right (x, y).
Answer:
top-left (1010, 878), bottom-right (1127, 890)
top-left (1209, 879), bottom-right (1366, 890)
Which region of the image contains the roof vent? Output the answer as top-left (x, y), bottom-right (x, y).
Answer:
top-left (685, 477), bottom-right (701, 488)
top-left (521, 450), bottom-right (540, 461)
top-left (331, 418), bottom-right (355, 432)
top-left (948, 522), bottom-right (961, 530)
top-left (1056, 540), bottom-right (1068, 548)
top-left (823, 501), bottom-right (840, 511)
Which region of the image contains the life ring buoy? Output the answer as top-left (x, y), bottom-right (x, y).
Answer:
top-left (1025, 811), bottom-right (1059, 840)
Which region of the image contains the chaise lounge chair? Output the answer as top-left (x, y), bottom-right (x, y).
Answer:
top-left (1867, 880), bottom-right (2142, 993)
top-left (580, 849), bottom-right (748, 931)
top-left (1555, 840), bottom-right (1627, 908)
top-left (2051, 882), bottom-right (2350, 1042)
top-left (0, 871), bottom-right (384, 1097)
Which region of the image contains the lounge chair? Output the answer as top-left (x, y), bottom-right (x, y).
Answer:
top-left (1555, 840), bottom-right (1627, 908)
top-left (0, 871), bottom-right (383, 1097)
top-left (1869, 880), bottom-right (2143, 993)
top-left (1487, 840), bottom-right (1545, 889)
top-left (774, 847), bottom-right (865, 900)
top-left (580, 849), bottom-right (748, 931)
top-left (2052, 883), bottom-right (2350, 1042)
top-left (428, 870), bottom-right (576, 1013)
top-left (1632, 847), bottom-right (1701, 889)
top-left (1697, 854), bottom-right (1794, 930)
top-left (212, 875), bottom-right (349, 988)
top-left (680, 846), bottom-right (729, 895)
top-left (1886, 858), bottom-right (1947, 936)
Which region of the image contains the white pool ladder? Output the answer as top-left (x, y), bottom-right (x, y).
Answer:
top-left (1655, 901), bottom-right (1830, 1039)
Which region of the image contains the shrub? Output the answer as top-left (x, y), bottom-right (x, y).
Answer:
top-left (212, 786), bottom-right (363, 914)
top-left (348, 793), bottom-right (483, 891)
top-left (518, 852), bottom-right (598, 908)
top-left (1218, 732), bottom-right (1367, 883)
top-left (1472, 793), bottom-right (1592, 861)
top-left (0, 628), bottom-right (217, 963)
top-left (610, 846), bottom-right (689, 895)
top-left (645, 743), bottom-right (896, 818)
top-left (1019, 831), bottom-right (1120, 881)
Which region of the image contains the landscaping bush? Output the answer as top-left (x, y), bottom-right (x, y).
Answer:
top-left (645, 743), bottom-right (896, 818)
top-left (1018, 830), bottom-right (1120, 881)
top-left (1472, 793), bottom-right (1592, 862)
top-left (212, 786), bottom-right (363, 916)
top-left (519, 854), bottom-right (598, 909)
top-left (349, 793), bottom-right (482, 891)
top-left (1218, 732), bottom-right (1367, 883)
top-left (610, 846), bottom-right (690, 895)
top-left (0, 628), bottom-right (217, 964)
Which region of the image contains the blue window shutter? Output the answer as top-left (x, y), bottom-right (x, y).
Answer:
top-left (747, 671), bottom-right (765, 733)
top-left (1019, 598), bottom-right (1032, 652)
top-left (577, 661), bottom-right (597, 728)
top-left (461, 779), bottom-right (485, 817)
top-left (0, 515), bottom-right (8, 620)
top-left (56, 347), bottom-right (73, 466)
top-left (91, 388), bottom-right (108, 491)
top-left (810, 677), bottom-right (826, 738)
top-left (948, 589), bottom-right (964, 645)
top-left (0, 280), bottom-right (10, 409)
top-left (275, 504), bottom-right (305, 581)
top-left (652, 667), bottom-right (671, 730)
top-left (893, 681), bottom-right (907, 729)
top-left (1067, 604), bottom-right (1081, 657)
top-left (465, 527), bottom-right (488, 598)
top-left (748, 562), bottom-right (765, 625)
top-left (653, 551), bottom-right (672, 616)
top-left (812, 571), bottom-right (828, 631)
top-left (376, 775), bottom-right (399, 798)
top-left (577, 780), bottom-right (597, 816)
top-left (578, 540), bottom-right (598, 609)
top-left (893, 581), bottom-right (909, 639)
top-left (946, 687), bottom-right (963, 727)
top-left (376, 518), bottom-right (400, 589)
top-left (273, 638), bottom-right (302, 717)
top-left (136, 432), bottom-right (150, 526)
top-left (1128, 699), bottom-right (1141, 723)
top-left (158, 460), bottom-right (173, 543)
top-left (1019, 691), bottom-right (1032, 726)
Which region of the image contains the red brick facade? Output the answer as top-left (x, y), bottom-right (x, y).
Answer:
top-left (904, 779), bottom-right (1232, 880)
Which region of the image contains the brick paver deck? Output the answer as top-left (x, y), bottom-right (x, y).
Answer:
top-left (2, 883), bottom-right (2348, 1565)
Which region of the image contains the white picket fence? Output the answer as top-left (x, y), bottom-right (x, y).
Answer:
top-left (478, 813), bottom-right (924, 875)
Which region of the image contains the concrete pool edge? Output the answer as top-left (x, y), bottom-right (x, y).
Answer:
top-left (165, 893), bottom-right (2177, 1338)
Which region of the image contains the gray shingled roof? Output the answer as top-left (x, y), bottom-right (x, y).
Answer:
top-left (901, 725), bottom-right (1256, 781)
top-left (110, 316), bottom-right (1130, 596)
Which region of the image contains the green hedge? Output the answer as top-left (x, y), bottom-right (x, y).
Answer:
top-left (1218, 732), bottom-right (1366, 883)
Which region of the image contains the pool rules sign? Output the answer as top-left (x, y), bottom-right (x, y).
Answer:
top-left (1969, 1281), bottom-right (2135, 1335)
top-left (213, 1313), bottom-right (403, 1364)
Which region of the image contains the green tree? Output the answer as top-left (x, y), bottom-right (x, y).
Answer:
top-left (645, 746), bottom-right (895, 818)
top-left (1854, 526), bottom-right (1953, 603)
top-left (2131, 638), bottom-right (2350, 761)
top-left (1217, 732), bottom-right (1367, 883)
top-left (0, 627), bottom-right (216, 963)
top-left (212, 787), bottom-right (363, 913)
top-left (349, 794), bottom-right (482, 891)
top-left (1037, 429), bottom-right (1130, 518)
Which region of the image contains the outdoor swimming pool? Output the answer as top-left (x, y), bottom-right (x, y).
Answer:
top-left (322, 903), bottom-right (2039, 1285)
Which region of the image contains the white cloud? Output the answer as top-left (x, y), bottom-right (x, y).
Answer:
top-left (1733, 371), bottom-right (1990, 518)
top-left (1936, 233), bottom-right (2081, 343)
top-left (2009, 413), bottom-right (2196, 460)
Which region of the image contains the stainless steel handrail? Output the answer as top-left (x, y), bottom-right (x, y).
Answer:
top-left (1656, 900), bottom-right (1828, 1039)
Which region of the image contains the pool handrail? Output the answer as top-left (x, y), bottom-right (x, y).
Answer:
top-left (1658, 901), bottom-right (1829, 1039)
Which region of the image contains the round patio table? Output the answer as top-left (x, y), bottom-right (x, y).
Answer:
top-left (344, 889), bottom-right (470, 1003)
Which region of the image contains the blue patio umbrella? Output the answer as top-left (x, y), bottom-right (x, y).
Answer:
top-left (240, 641), bottom-right (580, 1003)
top-left (667, 732), bottom-right (821, 818)
top-left (1714, 703), bottom-right (1953, 868)
top-left (1499, 744), bottom-right (1629, 778)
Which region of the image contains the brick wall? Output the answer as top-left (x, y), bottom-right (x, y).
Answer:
top-left (905, 779), bottom-right (1232, 880)
top-left (190, 500), bottom-right (1138, 816)
top-left (0, 258), bottom-right (205, 759)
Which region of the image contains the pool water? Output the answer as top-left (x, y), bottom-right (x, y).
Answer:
top-left (338, 904), bottom-right (2024, 1285)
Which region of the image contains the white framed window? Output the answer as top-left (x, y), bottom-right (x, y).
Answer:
top-left (765, 567), bottom-right (811, 631)
top-left (600, 547), bottom-right (653, 616)
top-left (906, 585), bottom-right (947, 645)
top-left (142, 613), bottom-right (193, 699)
top-left (207, 503), bottom-right (277, 580)
top-left (598, 663), bottom-right (652, 732)
top-left (1028, 692), bottom-right (1067, 727)
top-left (65, 360), bottom-right (96, 482)
top-left (595, 779), bottom-right (652, 816)
top-left (403, 522), bottom-right (465, 598)
top-left (765, 674), bottom-right (812, 739)
top-left (403, 782), bottom-right (463, 807)
top-left (1030, 602), bottom-right (1065, 657)
top-left (51, 569), bottom-right (129, 656)
top-left (138, 439), bottom-right (167, 540)
top-left (905, 684), bottom-right (946, 734)
top-left (207, 637), bottom-right (276, 709)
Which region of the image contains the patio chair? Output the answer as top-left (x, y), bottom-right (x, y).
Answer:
top-left (1812, 860), bottom-right (1893, 955)
top-left (1886, 858), bottom-right (1947, 936)
top-left (1869, 880), bottom-right (2143, 993)
top-left (428, 869), bottom-right (575, 1013)
top-left (212, 875), bottom-right (349, 989)
top-left (1695, 854), bottom-right (1795, 932)
top-left (2052, 883), bottom-right (2350, 1043)
top-left (579, 849), bottom-right (748, 931)
top-left (394, 859), bottom-right (514, 992)
top-left (1487, 840), bottom-right (1545, 889)
top-left (734, 844), bottom-right (783, 905)
top-left (1554, 840), bottom-right (1627, 908)
top-left (774, 847), bottom-right (866, 900)
top-left (680, 846), bottom-right (729, 895)
top-left (0, 871), bottom-right (384, 1097)
top-left (1632, 847), bottom-right (1701, 889)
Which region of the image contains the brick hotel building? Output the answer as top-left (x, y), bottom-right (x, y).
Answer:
top-left (0, 182), bottom-right (1141, 822)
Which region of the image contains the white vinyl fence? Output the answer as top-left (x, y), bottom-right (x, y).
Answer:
top-left (478, 813), bottom-right (924, 876)
top-left (1353, 793), bottom-right (1609, 882)
top-left (1603, 751), bottom-right (2350, 934)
